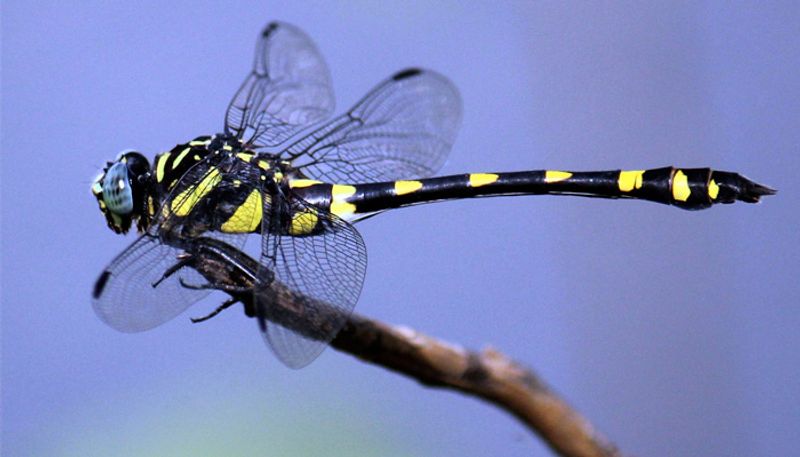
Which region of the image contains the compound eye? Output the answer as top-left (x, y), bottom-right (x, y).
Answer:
top-left (102, 162), bottom-right (134, 215)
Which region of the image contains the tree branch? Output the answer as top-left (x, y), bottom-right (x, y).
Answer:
top-left (186, 238), bottom-right (624, 457)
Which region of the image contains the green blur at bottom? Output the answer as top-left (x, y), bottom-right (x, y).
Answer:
top-left (26, 374), bottom-right (413, 457)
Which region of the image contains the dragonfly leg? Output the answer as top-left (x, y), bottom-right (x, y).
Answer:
top-left (152, 254), bottom-right (192, 288)
top-left (191, 297), bottom-right (238, 323)
top-left (178, 277), bottom-right (249, 294)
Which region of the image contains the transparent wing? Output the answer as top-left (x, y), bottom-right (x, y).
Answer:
top-left (225, 21), bottom-right (334, 147)
top-left (254, 190), bottom-right (367, 368)
top-left (92, 234), bottom-right (213, 332)
top-left (283, 68), bottom-right (462, 183)
top-left (92, 155), bottom-right (258, 332)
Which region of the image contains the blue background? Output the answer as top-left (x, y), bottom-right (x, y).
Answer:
top-left (3, 2), bottom-right (798, 456)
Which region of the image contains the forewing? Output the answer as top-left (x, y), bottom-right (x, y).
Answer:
top-left (255, 192), bottom-right (367, 368)
top-left (92, 234), bottom-right (212, 332)
top-left (225, 22), bottom-right (334, 147)
top-left (284, 68), bottom-right (462, 183)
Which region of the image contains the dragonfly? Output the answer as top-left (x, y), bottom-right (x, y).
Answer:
top-left (91, 21), bottom-right (775, 368)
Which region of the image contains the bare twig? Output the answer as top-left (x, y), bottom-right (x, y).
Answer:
top-left (186, 238), bottom-right (623, 457)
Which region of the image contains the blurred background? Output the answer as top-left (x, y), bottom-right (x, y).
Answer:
top-left (2, 1), bottom-right (798, 456)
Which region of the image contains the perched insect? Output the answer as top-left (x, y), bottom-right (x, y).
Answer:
top-left (92, 21), bottom-right (774, 368)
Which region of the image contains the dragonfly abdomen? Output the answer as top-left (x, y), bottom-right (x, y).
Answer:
top-left (299, 167), bottom-right (774, 218)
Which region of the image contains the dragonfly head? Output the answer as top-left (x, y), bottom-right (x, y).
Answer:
top-left (92, 150), bottom-right (153, 234)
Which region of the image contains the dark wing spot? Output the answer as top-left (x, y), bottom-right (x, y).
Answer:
top-left (262, 22), bottom-right (279, 37)
top-left (393, 68), bottom-right (422, 81)
top-left (93, 270), bottom-right (111, 299)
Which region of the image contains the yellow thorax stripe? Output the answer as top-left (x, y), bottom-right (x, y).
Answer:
top-left (156, 152), bottom-right (170, 183)
top-left (169, 168), bottom-right (222, 217)
top-left (289, 210), bottom-right (319, 235)
top-left (221, 189), bottom-right (262, 233)
top-left (172, 147), bottom-right (192, 168)
top-left (237, 152), bottom-right (254, 162)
